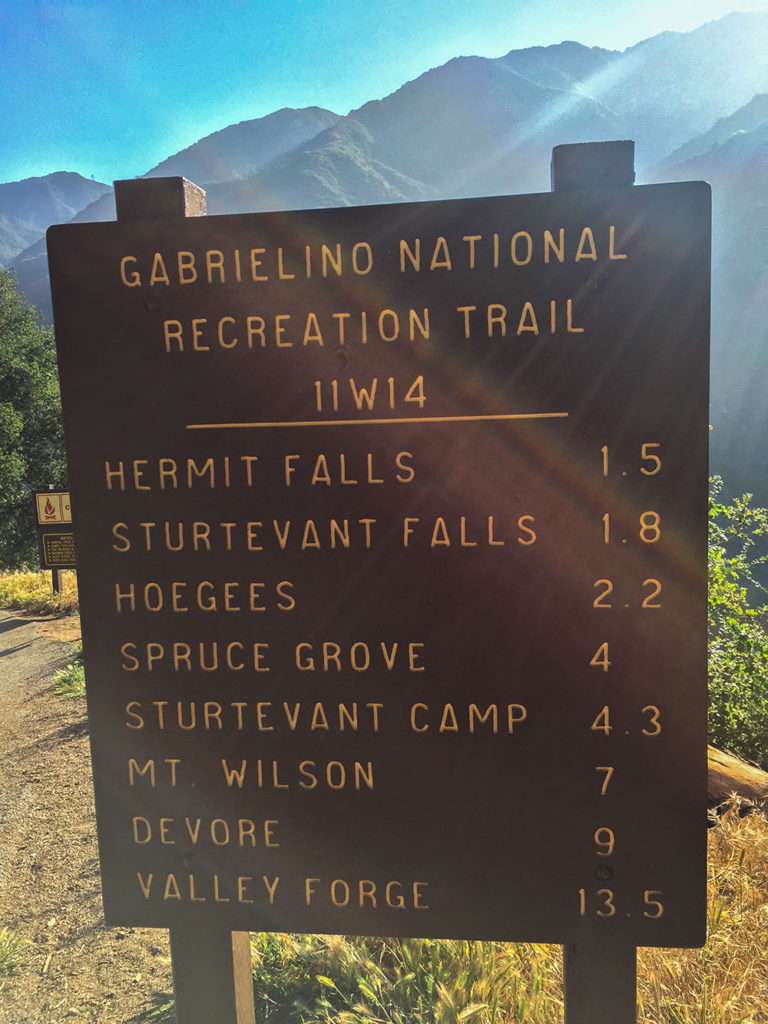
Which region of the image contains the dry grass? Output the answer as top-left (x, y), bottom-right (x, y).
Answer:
top-left (638, 802), bottom-right (768, 1024)
top-left (0, 569), bottom-right (79, 615)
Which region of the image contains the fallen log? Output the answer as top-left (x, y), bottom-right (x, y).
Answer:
top-left (708, 744), bottom-right (768, 810)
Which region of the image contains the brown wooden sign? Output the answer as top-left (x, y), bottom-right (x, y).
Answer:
top-left (47, 181), bottom-right (710, 947)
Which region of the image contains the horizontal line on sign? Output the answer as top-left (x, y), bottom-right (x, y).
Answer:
top-left (186, 412), bottom-right (569, 430)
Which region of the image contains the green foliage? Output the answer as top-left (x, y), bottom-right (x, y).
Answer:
top-left (0, 926), bottom-right (27, 976)
top-left (708, 476), bottom-right (768, 761)
top-left (53, 644), bottom-right (85, 698)
top-left (0, 269), bottom-right (66, 568)
top-left (249, 934), bottom-right (561, 1024)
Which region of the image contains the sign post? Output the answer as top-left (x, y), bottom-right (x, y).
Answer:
top-left (552, 140), bottom-right (641, 1024)
top-left (47, 145), bottom-right (710, 1022)
top-left (34, 489), bottom-right (75, 592)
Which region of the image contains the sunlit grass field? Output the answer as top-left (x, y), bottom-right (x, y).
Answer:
top-left (0, 568), bottom-right (78, 615)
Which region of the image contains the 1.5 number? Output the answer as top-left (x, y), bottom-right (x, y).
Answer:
top-left (601, 443), bottom-right (661, 477)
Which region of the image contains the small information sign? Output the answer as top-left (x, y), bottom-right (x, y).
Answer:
top-left (47, 181), bottom-right (710, 947)
top-left (35, 490), bottom-right (76, 569)
top-left (39, 530), bottom-right (76, 568)
top-left (35, 490), bottom-right (72, 524)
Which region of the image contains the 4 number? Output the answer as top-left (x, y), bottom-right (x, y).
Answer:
top-left (589, 642), bottom-right (611, 672)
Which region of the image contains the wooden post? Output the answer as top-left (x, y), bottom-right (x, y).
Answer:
top-left (113, 175), bottom-right (256, 1024)
top-left (553, 139), bottom-right (638, 1024)
top-left (564, 943), bottom-right (637, 1023)
top-left (52, 569), bottom-right (63, 594)
top-left (550, 140), bottom-right (635, 191)
top-left (169, 929), bottom-right (256, 1024)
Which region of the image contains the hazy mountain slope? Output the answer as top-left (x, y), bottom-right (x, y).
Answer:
top-left (0, 171), bottom-right (109, 265)
top-left (497, 40), bottom-right (619, 91)
top-left (0, 214), bottom-right (39, 267)
top-left (350, 53), bottom-right (622, 196)
top-left (347, 12), bottom-right (768, 179)
top-left (661, 94), bottom-right (768, 167)
top-left (205, 118), bottom-right (432, 214)
top-left (0, 171), bottom-right (109, 229)
top-left (12, 188), bottom-right (117, 319)
top-left (144, 106), bottom-right (341, 183)
top-left (3, 109), bottom-right (339, 269)
top-left (6, 11), bottom-right (767, 245)
top-left (580, 13), bottom-right (768, 165)
top-left (656, 120), bottom-right (768, 500)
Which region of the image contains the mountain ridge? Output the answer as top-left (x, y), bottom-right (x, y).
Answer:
top-left (3, 11), bottom-right (767, 503)
top-left (0, 171), bottom-right (109, 265)
top-left (143, 106), bottom-right (342, 184)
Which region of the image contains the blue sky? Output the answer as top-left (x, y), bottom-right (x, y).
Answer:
top-left (1, 0), bottom-right (766, 184)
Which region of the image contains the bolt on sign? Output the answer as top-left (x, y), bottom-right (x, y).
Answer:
top-left (47, 181), bottom-right (710, 946)
top-left (35, 490), bottom-right (76, 569)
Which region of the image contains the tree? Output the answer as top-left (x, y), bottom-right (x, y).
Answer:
top-left (0, 268), bottom-right (66, 568)
top-left (708, 476), bottom-right (768, 762)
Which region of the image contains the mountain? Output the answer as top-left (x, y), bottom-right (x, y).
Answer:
top-left (189, 11), bottom-right (768, 213)
top-left (0, 171), bottom-right (110, 266)
top-left (0, 214), bottom-right (39, 268)
top-left (206, 117), bottom-right (434, 212)
top-left (657, 117), bottom-right (768, 500)
top-left (4, 11), bottom-right (768, 504)
top-left (345, 49), bottom-right (623, 197)
top-left (661, 94), bottom-right (768, 167)
top-left (588, 13), bottom-right (768, 164)
top-left (143, 106), bottom-right (342, 183)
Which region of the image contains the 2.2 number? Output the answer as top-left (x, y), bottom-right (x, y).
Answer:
top-left (592, 579), bottom-right (662, 608)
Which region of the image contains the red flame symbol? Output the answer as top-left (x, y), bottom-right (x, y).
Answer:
top-left (43, 498), bottom-right (56, 520)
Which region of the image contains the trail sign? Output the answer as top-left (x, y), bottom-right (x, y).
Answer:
top-left (47, 178), bottom-right (710, 948)
top-left (35, 490), bottom-right (75, 569)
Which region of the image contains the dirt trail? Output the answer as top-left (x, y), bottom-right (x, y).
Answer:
top-left (0, 611), bottom-right (172, 1023)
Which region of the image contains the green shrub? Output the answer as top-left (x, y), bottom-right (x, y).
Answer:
top-left (0, 270), bottom-right (67, 568)
top-left (53, 644), bottom-right (85, 698)
top-left (708, 477), bottom-right (768, 761)
top-left (0, 926), bottom-right (27, 976)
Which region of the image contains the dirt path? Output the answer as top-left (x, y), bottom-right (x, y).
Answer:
top-left (0, 611), bottom-right (173, 1023)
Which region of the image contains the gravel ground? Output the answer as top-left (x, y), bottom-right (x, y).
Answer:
top-left (0, 611), bottom-right (173, 1023)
